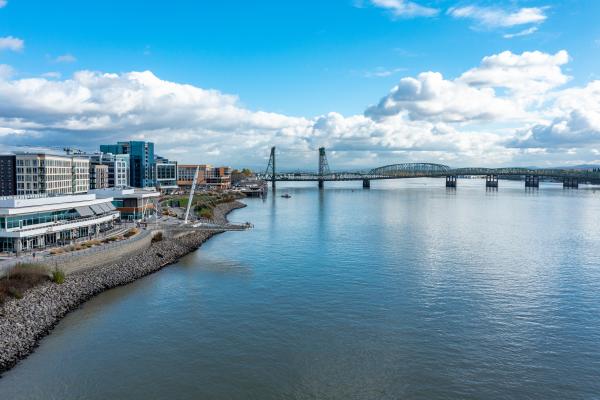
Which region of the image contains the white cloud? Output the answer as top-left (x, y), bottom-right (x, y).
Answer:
top-left (370, 0), bottom-right (439, 18)
top-left (42, 72), bottom-right (62, 79)
top-left (54, 54), bottom-right (77, 63)
top-left (448, 6), bottom-right (547, 28)
top-left (0, 36), bottom-right (24, 52)
top-left (364, 67), bottom-right (406, 78)
top-left (0, 64), bottom-right (13, 79)
top-left (458, 50), bottom-right (570, 98)
top-left (510, 81), bottom-right (600, 148)
top-left (365, 71), bottom-right (521, 122)
top-left (0, 0), bottom-right (6, 8)
top-left (503, 26), bottom-right (538, 39)
top-left (0, 49), bottom-right (598, 168)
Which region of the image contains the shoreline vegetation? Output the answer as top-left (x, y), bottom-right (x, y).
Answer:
top-left (0, 200), bottom-right (247, 375)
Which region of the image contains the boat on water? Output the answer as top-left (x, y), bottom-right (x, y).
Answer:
top-left (281, 193), bottom-right (292, 198)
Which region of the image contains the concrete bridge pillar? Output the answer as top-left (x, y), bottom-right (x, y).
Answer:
top-left (563, 177), bottom-right (579, 189)
top-left (486, 175), bottom-right (498, 188)
top-left (318, 180), bottom-right (324, 189)
top-left (362, 179), bottom-right (370, 189)
top-left (525, 175), bottom-right (539, 188)
top-left (445, 175), bottom-right (457, 188)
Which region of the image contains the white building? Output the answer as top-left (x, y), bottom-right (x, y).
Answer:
top-left (0, 193), bottom-right (119, 253)
top-left (15, 153), bottom-right (90, 195)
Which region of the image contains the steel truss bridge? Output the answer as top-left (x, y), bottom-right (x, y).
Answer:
top-left (257, 147), bottom-right (600, 189)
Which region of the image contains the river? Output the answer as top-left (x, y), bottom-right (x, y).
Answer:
top-left (1, 179), bottom-right (600, 399)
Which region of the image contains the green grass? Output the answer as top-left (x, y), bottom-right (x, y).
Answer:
top-left (52, 268), bottom-right (65, 284)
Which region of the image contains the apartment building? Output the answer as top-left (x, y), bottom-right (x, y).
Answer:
top-left (90, 164), bottom-right (109, 189)
top-left (88, 153), bottom-right (129, 188)
top-left (0, 155), bottom-right (17, 196)
top-left (100, 141), bottom-right (155, 188)
top-left (15, 153), bottom-right (89, 195)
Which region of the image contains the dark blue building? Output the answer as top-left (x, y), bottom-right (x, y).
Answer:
top-left (100, 141), bottom-right (155, 188)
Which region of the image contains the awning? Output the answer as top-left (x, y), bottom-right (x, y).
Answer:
top-left (75, 206), bottom-right (94, 217)
top-left (98, 203), bottom-right (111, 213)
top-left (105, 202), bottom-right (116, 211)
top-left (90, 204), bottom-right (105, 215)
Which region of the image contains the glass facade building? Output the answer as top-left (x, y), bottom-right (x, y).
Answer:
top-left (100, 141), bottom-right (155, 188)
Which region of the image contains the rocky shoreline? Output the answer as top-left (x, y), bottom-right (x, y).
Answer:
top-left (0, 200), bottom-right (247, 375)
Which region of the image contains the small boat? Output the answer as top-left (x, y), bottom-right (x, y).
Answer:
top-left (281, 193), bottom-right (292, 198)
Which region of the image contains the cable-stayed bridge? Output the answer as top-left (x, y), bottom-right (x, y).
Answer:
top-left (257, 147), bottom-right (600, 189)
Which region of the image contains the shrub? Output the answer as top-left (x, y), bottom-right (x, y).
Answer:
top-left (152, 231), bottom-right (163, 243)
top-left (0, 263), bottom-right (49, 303)
top-left (124, 228), bottom-right (139, 238)
top-left (8, 286), bottom-right (23, 299)
top-left (199, 208), bottom-right (213, 219)
top-left (52, 268), bottom-right (65, 284)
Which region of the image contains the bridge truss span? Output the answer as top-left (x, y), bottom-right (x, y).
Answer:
top-left (369, 163), bottom-right (450, 177)
top-left (257, 147), bottom-right (600, 188)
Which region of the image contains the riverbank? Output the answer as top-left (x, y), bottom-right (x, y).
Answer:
top-left (0, 200), bottom-right (247, 375)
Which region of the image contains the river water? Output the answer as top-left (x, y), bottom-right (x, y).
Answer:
top-left (2, 179), bottom-right (600, 399)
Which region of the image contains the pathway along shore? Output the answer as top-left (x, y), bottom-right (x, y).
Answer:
top-left (0, 201), bottom-right (247, 374)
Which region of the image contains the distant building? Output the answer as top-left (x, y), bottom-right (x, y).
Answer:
top-left (91, 188), bottom-right (160, 221)
top-left (15, 153), bottom-right (89, 195)
top-left (0, 155), bottom-right (17, 196)
top-left (100, 141), bottom-right (155, 188)
top-left (90, 164), bottom-right (109, 189)
top-left (87, 153), bottom-right (129, 188)
top-left (206, 166), bottom-right (232, 190)
top-left (177, 164), bottom-right (210, 189)
top-left (0, 193), bottom-right (119, 253)
top-left (177, 165), bottom-right (231, 190)
top-left (154, 155), bottom-right (178, 191)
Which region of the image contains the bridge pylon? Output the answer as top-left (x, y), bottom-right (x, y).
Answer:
top-left (265, 146), bottom-right (276, 189)
top-left (318, 147), bottom-right (330, 190)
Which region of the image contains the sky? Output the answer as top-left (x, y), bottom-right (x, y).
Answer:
top-left (0, 0), bottom-right (599, 170)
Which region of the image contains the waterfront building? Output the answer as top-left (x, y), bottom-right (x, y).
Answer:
top-left (90, 164), bottom-right (109, 189)
top-left (0, 155), bottom-right (17, 196)
top-left (0, 193), bottom-right (119, 253)
top-left (87, 153), bottom-right (129, 188)
top-left (100, 141), bottom-right (155, 188)
top-left (176, 165), bottom-right (232, 190)
top-left (15, 153), bottom-right (89, 195)
top-left (154, 156), bottom-right (178, 192)
top-left (91, 188), bottom-right (160, 221)
top-left (206, 166), bottom-right (232, 190)
top-left (177, 164), bottom-right (209, 189)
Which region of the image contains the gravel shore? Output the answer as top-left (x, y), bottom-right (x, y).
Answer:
top-left (0, 200), bottom-right (246, 374)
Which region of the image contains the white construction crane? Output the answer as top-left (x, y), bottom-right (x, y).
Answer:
top-left (183, 166), bottom-right (200, 224)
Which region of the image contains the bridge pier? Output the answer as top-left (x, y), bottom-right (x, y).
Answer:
top-left (486, 175), bottom-right (498, 188)
top-left (563, 177), bottom-right (579, 189)
top-left (318, 180), bottom-right (324, 189)
top-left (362, 179), bottom-right (370, 189)
top-left (445, 175), bottom-right (457, 188)
top-left (525, 175), bottom-right (539, 188)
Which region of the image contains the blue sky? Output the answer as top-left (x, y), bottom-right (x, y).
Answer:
top-left (0, 0), bottom-right (599, 169)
